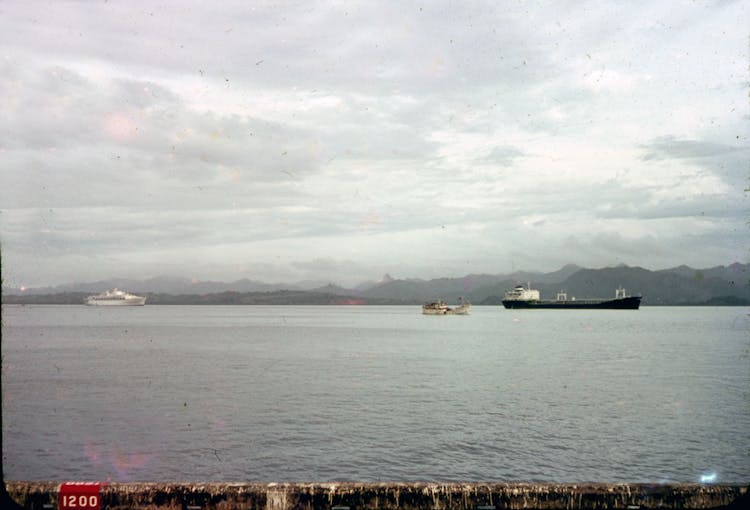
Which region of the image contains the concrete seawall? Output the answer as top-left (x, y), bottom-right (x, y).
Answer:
top-left (5, 482), bottom-right (749, 510)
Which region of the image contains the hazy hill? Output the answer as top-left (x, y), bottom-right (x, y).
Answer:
top-left (551, 266), bottom-right (749, 305)
top-left (506, 264), bottom-right (583, 284)
top-left (508, 265), bottom-right (749, 305)
top-left (358, 264), bottom-right (748, 305)
top-left (657, 263), bottom-right (747, 286)
top-left (3, 263), bottom-right (748, 305)
top-left (355, 267), bottom-right (584, 303)
top-left (3, 276), bottom-right (305, 295)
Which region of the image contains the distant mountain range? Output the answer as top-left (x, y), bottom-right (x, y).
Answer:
top-left (2, 263), bottom-right (748, 305)
top-left (2, 275), bottom-right (316, 295)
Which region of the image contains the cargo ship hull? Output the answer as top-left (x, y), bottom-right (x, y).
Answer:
top-left (502, 296), bottom-right (641, 309)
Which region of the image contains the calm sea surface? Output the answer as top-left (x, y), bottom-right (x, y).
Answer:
top-left (2, 304), bottom-right (749, 483)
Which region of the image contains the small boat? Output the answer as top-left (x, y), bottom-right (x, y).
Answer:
top-left (85, 288), bottom-right (146, 306)
top-left (501, 284), bottom-right (641, 309)
top-left (422, 297), bottom-right (471, 315)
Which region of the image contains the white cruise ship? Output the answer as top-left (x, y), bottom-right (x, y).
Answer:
top-left (85, 288), bottom-right (146, 306)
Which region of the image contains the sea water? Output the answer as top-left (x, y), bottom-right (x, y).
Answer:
top-left (2, 304), bottom-right (748, 482)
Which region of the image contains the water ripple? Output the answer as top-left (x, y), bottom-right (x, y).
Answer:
top-left (3, 305), bottom-right (749, 482)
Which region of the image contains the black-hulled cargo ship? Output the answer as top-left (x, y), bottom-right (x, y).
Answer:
top-left (501, 285), bottom-right (641, 310)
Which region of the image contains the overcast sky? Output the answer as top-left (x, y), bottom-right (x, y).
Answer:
top-left (1, 0), bottom-right (748, 288)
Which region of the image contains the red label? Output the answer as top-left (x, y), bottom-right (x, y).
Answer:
top-left (59, 482), bottom-right (102, 510)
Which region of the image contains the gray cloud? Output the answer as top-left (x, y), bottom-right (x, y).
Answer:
top-left (640, 137), bottom-right (745, 161)
top-left (639, 136), bottom-right (750, 192)
top-left (1, 0), bottom-right (748, 288)
top-left (479, 145), bottom-right (526, 166)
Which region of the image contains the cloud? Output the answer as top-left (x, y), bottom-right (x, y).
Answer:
top-left (1, 0), bottom-right (748, 288)
top-left (640, 137), bottom-right (745, 161)
top-left (639, 136), bottom-right (750, 192)
top-left (479, 145), bottom-right (526, 167)
top-left (0, 64), bottom-right (329, 212)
